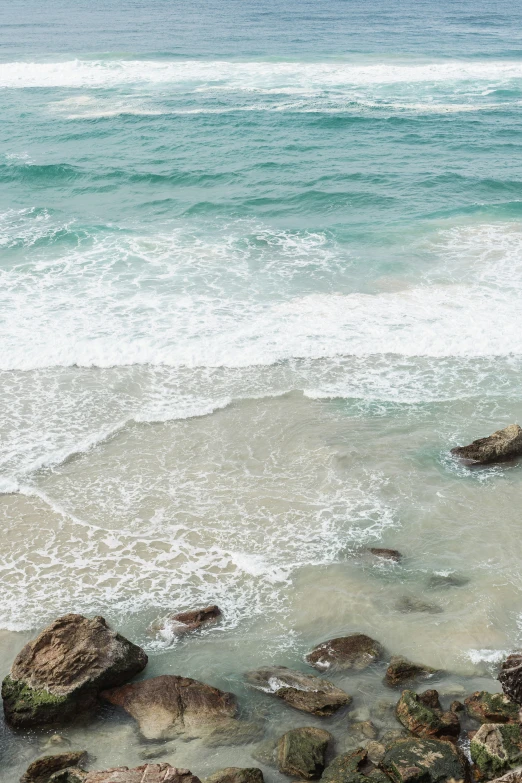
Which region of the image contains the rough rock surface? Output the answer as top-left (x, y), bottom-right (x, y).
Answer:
top-left (395, 598), bottom-right (442, 615)
top-left (500, 654), bottom-right (522, 706)
top-left (102, 674), bottom-right (237, 740)
top-left (203, 769), bottom-right (263, 783)
top-left (488, 769), bottom-right (522, 783)
top-left (203, 720), bottom-right (265, 747)
top-left (277, 727), bottom-right (332, 779)
top-left (367, 549), bottom-right (402, 563)
top-left (451, 424), bottom-right (522, 464)
top-left (465, 692), bottom-right (520, 724)
top-left (306, 635), bottom-right (384, 671)
top-left (321, 747), bottom-right (389, 783)
top-left (21, 752), bottom-right (87, 783)
top-left (470, 723), bottom-right (522, 780)
top-left (2, 615), bottom-right (147, 727)
top-left (395, 690), bottom-right (460, 740)
top-left (245, 666), bottom-right (351, 716)
top-left (385, 657), bottom-right (437, 687)
top-left (380, 737), bottom-right (468, 783)
top-left (151, 606), bottom-right (222, 636)
top-left (62, 766), bottom-right (201, 783)
top-left (48, 771), bottom-right (87, 783)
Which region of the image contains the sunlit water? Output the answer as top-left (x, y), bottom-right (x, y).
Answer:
top-left (1, 0), bottom-right (522, 779)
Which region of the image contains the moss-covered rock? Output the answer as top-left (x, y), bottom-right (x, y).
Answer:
top-left (470, 723), bottom-right (522, 780)
top-left (277, 726), bottom-right (332, 779)
top-left (465, 692), bottom-right (519, 724)
top-left (321, 748), bottom-right (370, 783)
top-left (396, 690), bottom-right (460, 740)
top-left (203, 768), bottom-right (264, 783)
top-left (21, 752), bottom-right (87, 783)
top-left (380, 737), bottom-right (468, 783)
top-left (2, 677), bottom-right (70, 727)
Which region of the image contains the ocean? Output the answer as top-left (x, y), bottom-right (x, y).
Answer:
top-left (1, 0), bottom-right (522, 777)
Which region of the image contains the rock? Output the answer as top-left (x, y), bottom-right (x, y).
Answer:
top-left (395, 598), bottom-right (443, 615)
top-left (48, 771), bottom-right (87, 783)
top-left (321, 747), bottom-right (386, 783)
top-left (450, 701), bottom-right (465, 714)
top-left (62, 766), bottom-right (201, 783)
top-left (351, 721), bottom-right (378, 741)
top-left (380, 731), bottom-right (407, 745)
top-left (489, 770), bottom-right (522, 783)
top-left (245, 667), bottom-right (351, 716)
top-left (465, 692), bottom-right (520, 724)
top-left (204, 769), bottom-right (263, 783)
top-left (384, 657), bottom-right (437, 688)
top-left (426, 574), bottom-right (469, 590)
top-left (395, 690), bottom-right (460, 740)
top-left (306, 635), bottom-right (384, 671)
top-left (470, 723), bottom-right (522, 780)
top-left (367, 549), bottom-right (402, 563)
top-left (150, 606), bottom-right (222, 636)
top-left (2, 614), bottom-right (147, 728)
top-left (451, 425), bottom-right (522, 464)
top-left (366, 742), bottom-right (387, 765)
top-left (101, 674), bottom-right (237, 740)
top-left (21, 752), bottom-right (88, 783)
top-left (500, 654), bottom-right (522, 706)
top-left (203, 720), bottom-right (265, 747)
top-left (251, 738), bottom-right (278, 767)
top-left (277, 727), bottom-right (332, 779)
top-left (380, 737), bottom-right (468, 783)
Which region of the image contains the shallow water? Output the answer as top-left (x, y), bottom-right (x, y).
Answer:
top-left (1, 0), bottom-right (522, 779)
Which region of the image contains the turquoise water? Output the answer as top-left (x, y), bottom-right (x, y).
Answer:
top-left (2, 2), bottom-right (522, 778)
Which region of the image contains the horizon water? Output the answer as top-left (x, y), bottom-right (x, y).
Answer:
top-left (2, 0), bottom-right (522, 779)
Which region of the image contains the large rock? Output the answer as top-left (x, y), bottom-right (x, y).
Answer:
top-left (101, 674), bottom-right (237, 740)
top-left (277, 726), bottom-right (332, 779)
top-left (321, 747), bottom-right (386, 783)
top-left (465, 692), bottom-right (520, 724)
top-left (306, 635), bottom-right (384, 671)
top-left (245, 666), bottom-right (351, 716)
top-left (451, 424), bottom-right (522, 464)
top-left (203, 769), bottom-right (263, 783)
top-left (21, 752), bottom-right (87, 783)
top-left (384, 657), bottom-right (437, 688)
top-left (500, 654), bottom-right (522, 706)
top-left (380, 737), bottom-right (468, 783)
top-left (53, 766), bottom-right (201, 783)
top-left (395, 690), bottom-right (460, 740)
top-left (2, 615), bottom-right (147, 727)
top-left (470, 723), bottom-right (522, 780)
top-left (150, 606), bottom-right (222, 637)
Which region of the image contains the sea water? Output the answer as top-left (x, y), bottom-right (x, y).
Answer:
top-left (1, 0), bottom-right (522, 778)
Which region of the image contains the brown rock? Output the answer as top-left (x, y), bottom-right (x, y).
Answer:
top-left (305, 635), bottom-right (384, 671)
top-left (101, 674), bottom-right (237, 740)
top-left (465, 692), bottom-right (520, 724)
top-left (451, 424), bottom-right (522, 464)
top-left (489, 769), bottom-right (522, 783)
top-left (81, 766), bottom-right (200, 783)
top-left (203, 769), bottom-right (263, 783)
top-left (21, 752), bottom-right (87, 783)
top-left (2, 614), bottom-right (147, 727)
top-left (384, 657), bottom-right (437, 687)
top-left (245, 666), bottom-right (351, 716)
top-left (395, 689), bottom-right (460, 740)
top-left (151, 606), bottom-right (222, 636)
top-left (500, 654), bottom-right (522, 706)
top-left (367, 549), bottom-right (402, 562)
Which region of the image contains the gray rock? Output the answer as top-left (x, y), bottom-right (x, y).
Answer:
top-left (395, 597), bottom-right (443, 615)
top-left (306, 635), bottom-right (384, 672)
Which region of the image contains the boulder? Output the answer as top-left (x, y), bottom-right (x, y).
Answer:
top-left (380, 737), bottom-right (468, 783)
top-left (367, 549), bottom-right (402, 563)
top-left (150, 606), bottom-right (222, 636)
top-left (101, 674), bottom-right (237, 740)
top-left (470, 723), bottom-right (522, 780)
top-left (277, 727), bottom-right (332, 779)
top-left (21, 752), bottom-right (87, 783)
top-left (465, 692), bottom-right (520, 724)
top-left (245, 666), bottom-right (351, 716)
top-left (451, 424), bottom-right (522, 464)
top-left (385, 657), bottom-right (437, 688)
top-left (56, 766), bottom-right (201, 783)
top-left (500, 654), bottom-right (522, 706)
top-left (395, 690), bottom-right (460, 740)
top-left (306, 635), bottom-right (384, 671)
top-left (321, 747), bottom-right (388, 783)
top-left (204, 769), bottom-right (263, 783)
top-left (2, 615), bottom-right (147, 728)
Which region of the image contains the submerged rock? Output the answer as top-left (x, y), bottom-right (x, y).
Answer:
top-left (203, 720), bottom-right (265, 747)
top-left (21, 752), bottom-right (88, 783)
top-left (245, 666), bottom-right (351, 716)
top-left (306, 635), bottom-right (384, 671)
top-left (426, 573), bottom-right (469, 590)
top-left (395, 597), bottom-right (443, 615)
top-left (384, 657), bottom-right (437, 688)
top-left (500, 654), bottom-right (522, 706)
top-left (465, 692), bottom-right (520, 724)
top-left (204, 769), bottom-right (263, 783)
top-left (277, 726), bottom-right (332, 779)
top-left (57, 766), bottom-right (201, 783)
top-left (395, 689), bottom-right (460, 740)
top-left (451, 424), bottom-right (522, 464)
top-left (101, 674), bottom-right (237, 740)
top-left (380, 737), bottom-right (468, 783)
top-left (470, 723), bottom-right (522, 780)
top-left (1, 614), bottom-right (147, 727)
top-left (367, 549), bottom-right (402, 563)
top-left (150, 606), bottom-right (222, 636)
